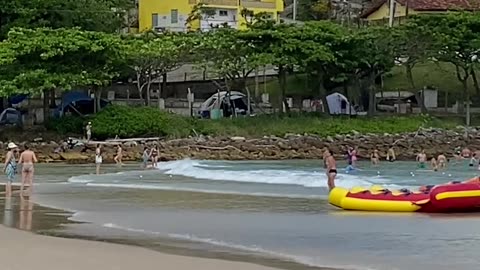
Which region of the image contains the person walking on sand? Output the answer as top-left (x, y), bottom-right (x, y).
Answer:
top-left (86, 122), bottom-right (92, 141)
top-left (325, 149), bottom-right (337, 191)
top-left (3, 143), bottom-right (18, 197)
top-left (437, 153), bottom-right (447, 169)
top-left (114, 145), bottom-right (123, 166)
top-left (18, 144), bottom-right (38, 197)
top-left (95, 144), bottom-right (102, 175)
top-left (386, 146), bottom-right (396, 162)
top-left (416, 149), bottom-right (427, 169)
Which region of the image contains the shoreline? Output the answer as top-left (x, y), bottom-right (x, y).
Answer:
top-left (0, 195), bottom-right (335, 270)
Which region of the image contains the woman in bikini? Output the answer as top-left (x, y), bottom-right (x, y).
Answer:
top-left (150, 145), bottom-right (159, 168)
top-left (95, 144), bottom-right (102, 175)
top-left (325, 149), bottom-right (337, 191)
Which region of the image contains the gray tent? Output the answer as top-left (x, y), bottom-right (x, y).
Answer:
top-left (0, 108), bottom-right (22, 126)
top-left (198, 91), bottom-right (250, 118)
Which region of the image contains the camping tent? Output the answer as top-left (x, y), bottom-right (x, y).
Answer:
top-left (54, 91), bottom-right (109, 117)
top-left (198, 91), bottom-right (250, 118)
top-left (326, 92), bottom-right (357, 115)
top-left (0, 108), bottom-right (22, 126)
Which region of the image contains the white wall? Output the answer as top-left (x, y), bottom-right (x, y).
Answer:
top-left (200, 8), bottom-right (238, 30)
top-left (153, 11), bottom-right (188, 32)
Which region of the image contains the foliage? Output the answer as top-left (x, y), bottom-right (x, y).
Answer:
top-left (90, 105), bottom-right (195, 139)
top-left (0, 0), bottom-right (134, 39)
top-left (78, 105), bottom-right (456, 138)
top-left (0, 27), bottom-right (123, 97)
top-left (45, 116), bottom-right (85, 135)
top-left (123, 33), bottom-right (193, 104)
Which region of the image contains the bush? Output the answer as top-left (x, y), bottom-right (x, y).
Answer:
top-left (46, 116), bottom-right (85, 135)
top-left (91, 105), bottom-right (195, 139)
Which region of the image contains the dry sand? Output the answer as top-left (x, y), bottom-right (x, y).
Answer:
top-left (0, 226), bottom-right (281, 270)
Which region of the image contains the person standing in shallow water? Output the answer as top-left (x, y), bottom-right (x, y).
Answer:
top-left (18, 144), bottom-right (38, 197)
top-left (325, 149), bottom-right (337, 191)
top-left (3, 143), bottom-right (18, 197)
top-left (95, 144), bottom-right (102, 175)
top-left (114, 145), bottom-right (123, 166)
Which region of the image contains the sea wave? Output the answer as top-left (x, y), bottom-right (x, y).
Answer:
top-left (157, 159), bottom-right (399, 189)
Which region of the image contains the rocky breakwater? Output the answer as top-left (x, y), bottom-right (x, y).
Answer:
top-left (0, 127), bottom-right (476, 163)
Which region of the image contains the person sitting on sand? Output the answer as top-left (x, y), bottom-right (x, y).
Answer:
top-left (325, 149), bottom-right (337, 191)
top-left (416, 149), bottom-right (427, 169)
top-left (430, 157), bottom-right (438, 172)
top-left (386, 146), bottom-right (396, 162)
top-left (371, 149), bottom-right (380, 165)
top-left (437, 154), bottom-right (447, 169)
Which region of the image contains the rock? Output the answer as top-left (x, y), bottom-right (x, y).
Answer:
top-left (33, 137), bottom-right (43, 142)
top-left (124, 141), bottom-right (138, 147)
top-left (49, 141), bottom-right (59, 147)
top-left (59, 152), bottom-right (89, 161)
top-left (326, 136), bottom-right (334, 143)
top-left (230, 136), bottom-right (246, 142)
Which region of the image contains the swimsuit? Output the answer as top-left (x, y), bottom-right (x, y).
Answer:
top-left (22, 163), bottom-right (34, 173)
top-left (328, 169), bottom-right (337, 174)
top-left (5, 158), bottom-right (16, 182)
top-left (418, 162), bottom-right (426, 169)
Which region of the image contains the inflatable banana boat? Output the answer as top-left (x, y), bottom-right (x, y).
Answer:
top-left (329, 177), bottom-right (480, 213)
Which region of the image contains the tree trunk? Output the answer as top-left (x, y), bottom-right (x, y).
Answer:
top-left (161, 73), bottom-right (167, 99)
top-left (455, 65), bottom-right (468, 115)
top-left (278, 65), bottom-right (290, 113)
top-left (471, 68), bottom-right (480, 95)
top-left (368, 73), bottom-right (376, 116)
top-left (43, 89), bottom-right (50, 124)
top-left (50, 89), bottom-right (56, 107)
top-left (407, 64), bottom-right (427, 113)
top-left (146, 77), bottom-right (151, 106)
top-left (95, 88), bottom-right (102, 113)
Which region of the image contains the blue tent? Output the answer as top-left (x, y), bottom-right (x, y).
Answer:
top-left (55, 91), bottom-right (109, 117)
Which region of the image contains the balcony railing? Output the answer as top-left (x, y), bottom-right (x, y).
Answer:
top-left (240, 0), bottom-right (276, 9)
top-left (189, 0), bottom-right (239, 6)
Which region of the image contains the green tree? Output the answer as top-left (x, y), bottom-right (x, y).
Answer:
top-left (0, 27), bottom-right (123, 121)
top-left (0, 0), bottom-right (134, 39)
top-left (123, 33), bottom-right (192, 106)
top-left (392, 19), bottom-right (437, 113)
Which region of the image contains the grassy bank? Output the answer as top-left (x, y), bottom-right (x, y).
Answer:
top-left (47, 105), bottom-right (459, 139)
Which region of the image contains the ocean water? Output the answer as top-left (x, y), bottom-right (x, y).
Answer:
top-left (29, 160), bottom-right (480, 270)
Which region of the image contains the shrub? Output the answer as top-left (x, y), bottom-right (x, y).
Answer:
top-left (91, 105), bottom-right (195, 139)
top-left (46, 116), bottom-right (85, 135)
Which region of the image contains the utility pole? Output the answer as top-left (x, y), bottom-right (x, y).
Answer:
top-left (293, 0), bottom-right (297, 22)
top-left (388, 0), bottom-right (395, 27)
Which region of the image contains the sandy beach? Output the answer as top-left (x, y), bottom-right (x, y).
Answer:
top-left (0, 225), bottom-right (280, 270)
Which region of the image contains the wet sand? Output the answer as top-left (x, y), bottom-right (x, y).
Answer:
top-left (0, 225), bottom-right (285, 270)
top-left (0, 196), bottom-right (326, 270)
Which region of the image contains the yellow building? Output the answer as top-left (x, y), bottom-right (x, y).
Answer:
top-left (361, 0), bottom-right (480, 24)
top-left (138, 0), bottom-right (284, 32)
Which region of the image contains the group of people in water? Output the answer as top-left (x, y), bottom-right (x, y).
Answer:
top-left (93, 143), bottom-right (161, 174)
top-left (3, 143), bottom-right (38, 197)
top-left (323, 145), bottom-right (480, 191)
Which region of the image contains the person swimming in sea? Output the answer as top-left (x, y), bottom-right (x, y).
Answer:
top-left (469, 153), bottom-right (477, 167)
top-left (416, 149), bottom-right (427, 169)
top-left (371, 149), bottom-right (380, 165)
top-left (386, 146), bottom-right (396, 162)
top-left (437, 153), bottom-right (447, 169)
top-left (430, 157), bottom-right (438, 172)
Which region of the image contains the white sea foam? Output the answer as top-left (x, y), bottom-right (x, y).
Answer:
top-left (156, 159), bottom-right (399, 189)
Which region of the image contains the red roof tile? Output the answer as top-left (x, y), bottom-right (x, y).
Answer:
top-left (361, 0), bottom-right (480, 18)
